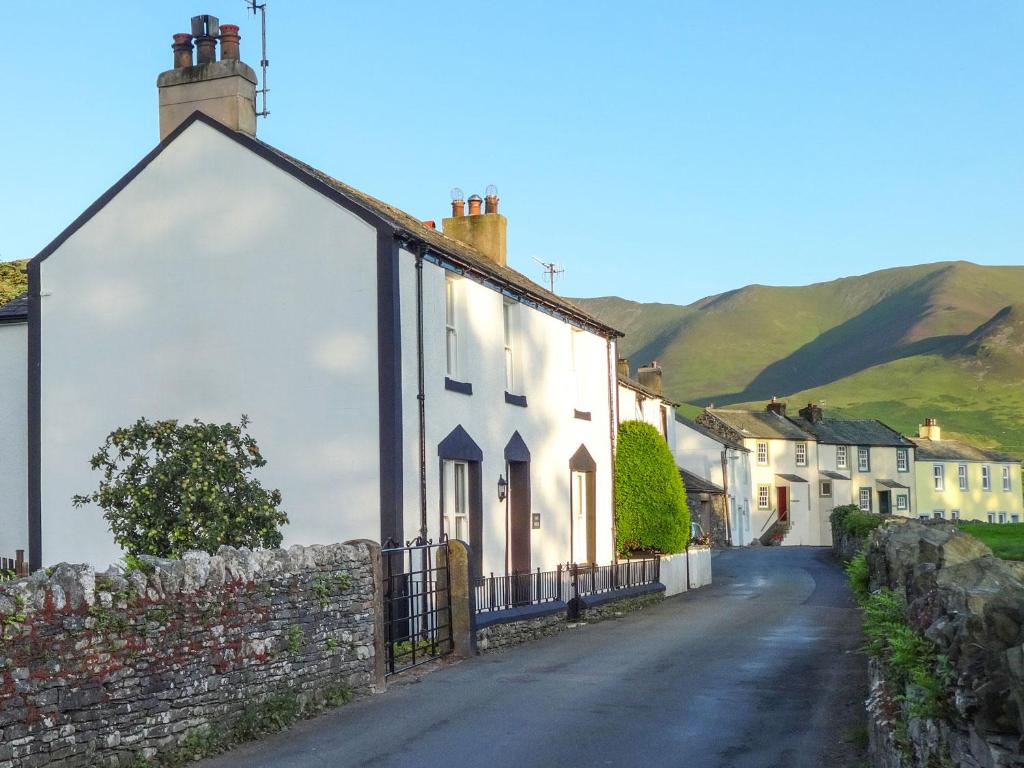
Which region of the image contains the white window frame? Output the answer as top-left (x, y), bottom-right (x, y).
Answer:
top-left (987, 512), bottom-right (995, 523)
top-left (442, 459), bottom-right (469, 543)
top-left (445, 276), bottom-right (459, 378)
top-left (1012, 514), bottom-right (1020, 524)
top-left (857, 447), bottom-right (870, 473)
top-left (757, 442), bottom-right (768, 466)
top-left (1002, 465), bottom-right (1012, 492)
top-left (896, 448), bottom-right (908, 473)
top-left (933, 510), bottom-right (945, 520)
top-left (757, 485), bottom-right (770, 510)
top-left (957, 464), bottom-right (968, 491)
top-left (933, 464), bottom-right (944, 491)
top-left (951, 510), bottom-right (960, 520)
top-left (836, 445), bottom-right (848, 469)
top-left (998, 512), bottom-right (1007, 524)
top-left (503, 299), bottom-right (515, 393)
top-left (819, 480), bottom-right (832, 498)
top-left (858, 487), bottom-right (872, 512)
top-left (795, 443), bottom-right (807, 467)
top-left (896, 494), bottom-right (908, 511)
top-left (982, 465), bottom-right (991, 491)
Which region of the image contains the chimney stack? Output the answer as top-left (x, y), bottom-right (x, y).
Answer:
top-left (637, 362), bottom-right (663, 396)
top-left (766, 396), bottom-right (787, 417)
top-left (918, 418), bottom-right (941, 441)
top-left (798, 402), bottom-right (823, 424)
top-left (616, 358), bottom-right (630, 379)
top-left (156, 15), bottom-right (258, 140)
top-left (442, 184), bottom-right (508, 267)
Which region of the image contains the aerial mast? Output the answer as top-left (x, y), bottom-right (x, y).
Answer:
top-left (245, 0), bottom-right (270, 117)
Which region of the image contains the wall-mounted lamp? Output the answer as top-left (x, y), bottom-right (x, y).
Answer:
top-left (497, 474), bottom-right (508, 502)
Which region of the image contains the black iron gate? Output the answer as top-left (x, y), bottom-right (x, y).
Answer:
top-left (382, 537), bottom-right (453, 676)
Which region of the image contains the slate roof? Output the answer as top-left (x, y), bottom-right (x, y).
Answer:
top-left (678, 467), bottom-right (724, 495)
top-left (912, 438), bottom-right (1020, 464)
top-left (706, 409), bottom-right (810, 441)
top-left (618, 373), bottom-right (679, 406)
top-left (821, 470), bottom-right (850, 481)
top-left (0, 293), bottom-right (28, 323)
top-left (788, 416), bottom-right (912, 447)
top-left (675, 413), bottom-right (749, 452)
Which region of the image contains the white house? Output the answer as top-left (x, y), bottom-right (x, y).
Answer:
top-left (674, 414), bottom-right (752, 546)
top-left (3, 23), bottom-right (623, 576)
top-left (616, 360), bottom-right (676, 445)
top-left (0, 296), bottom-right (28, 561)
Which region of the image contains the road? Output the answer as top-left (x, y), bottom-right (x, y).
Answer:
top-left (198, 547), bottom-right (866, 768)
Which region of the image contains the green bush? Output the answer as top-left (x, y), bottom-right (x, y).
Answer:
top-left (831, 504), bottom-right (884, 537)
top-left (845, 552), bottom-right (869, 604)
top-left (73, 415), bottom-right (287, 558)
top-left (614, 420), bottom-right (689, 555)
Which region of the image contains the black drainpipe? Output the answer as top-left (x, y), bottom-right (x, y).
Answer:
top-left (607, 337), bottom-right (618, 562)
top-left (415, 247), bottom-right (428, 541)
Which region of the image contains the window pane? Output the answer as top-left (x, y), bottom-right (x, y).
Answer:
top-left (454, 463), bottom-right (466, 516)
top-left (445, 279), bottom-right (455, 326)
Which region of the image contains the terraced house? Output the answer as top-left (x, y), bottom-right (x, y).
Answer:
top-left (0, 24), bottom-right (624, 575)
top-left (912, 418), bottom-right (1023, 523)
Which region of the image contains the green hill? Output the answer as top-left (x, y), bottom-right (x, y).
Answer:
top-left (0, 259), bottom-right (28, 307)
top-left (574, 262), bottom-right (1024, 456)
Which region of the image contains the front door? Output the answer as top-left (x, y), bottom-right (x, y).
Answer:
top-left (509, 462), bottom-right (531, 574)
top-left (879, 490), bottom-right (891, 515)
top-left (572, 471), bottom-right (588, 564)
top-left (777, 486), bottom-right (789, 522)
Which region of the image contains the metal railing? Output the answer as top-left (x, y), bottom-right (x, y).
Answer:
top-left (0, 550), bottom-right (27, 581)
top-left (473, 556), bottom-right (660, 615)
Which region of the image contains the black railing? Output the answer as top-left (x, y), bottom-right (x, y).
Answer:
top-left (472, 557), bottom-right (660, 615)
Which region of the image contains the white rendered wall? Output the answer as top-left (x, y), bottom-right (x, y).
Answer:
top-left (399, 251), bottom-right (617, 574)
top-left (38, 121), bottom-right (380, 569)
top-left (747, 438), bottom-right (825, 546)
top-left (617, 384), bottom-right (675, 445)
top-left (0, 322), bottom-right (28, 556)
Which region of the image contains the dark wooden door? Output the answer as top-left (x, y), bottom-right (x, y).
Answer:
top-left (509, 462), bottom-right (531, 575)
top-left (777, 487), bottom-right (789, 522)
top-left (879, 491), bottom-right (891, 515)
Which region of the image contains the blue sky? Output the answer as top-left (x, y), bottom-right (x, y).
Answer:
top-left (1, 2), bottom-right (1021, 304)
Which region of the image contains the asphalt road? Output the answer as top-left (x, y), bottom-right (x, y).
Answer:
top-left (198, 547), bottom-right (866, 768)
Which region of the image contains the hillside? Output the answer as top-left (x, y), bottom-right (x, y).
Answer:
top-left (574, 262), bottom-right (1024, 455)
top-left (0, 260), bottom-right (27, 307)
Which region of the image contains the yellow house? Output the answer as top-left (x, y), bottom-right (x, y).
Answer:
top-left (912, 418), bottom-right (1023, 523)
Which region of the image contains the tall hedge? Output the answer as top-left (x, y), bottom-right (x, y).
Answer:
top-left (615, 420), bottom-right (690, 555)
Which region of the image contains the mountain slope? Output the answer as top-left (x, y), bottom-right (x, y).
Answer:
top-left (574, 262), bottom-right (1024, 455)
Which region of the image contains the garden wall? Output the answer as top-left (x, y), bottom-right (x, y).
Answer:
top-left (659, 547), bottom-right (714, 596)
top-left (864, 520), bottom-right (1024, 768)
top-left (0, 541), bottom-right (383, 767)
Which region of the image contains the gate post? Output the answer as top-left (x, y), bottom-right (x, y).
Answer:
top-left (443, 540), bottom-right (474, 658)
top-left (347, 539), bottom-right (386, 692)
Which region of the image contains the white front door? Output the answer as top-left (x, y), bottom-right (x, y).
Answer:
top-left (571, 471), bottom-right (589, 564)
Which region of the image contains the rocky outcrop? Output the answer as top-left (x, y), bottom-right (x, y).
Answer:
top-left (865, 519), bottom-right (1024, 767)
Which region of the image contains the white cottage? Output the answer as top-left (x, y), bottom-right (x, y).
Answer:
top-left (6, 25), bottom-right (623, 575)
top-left (0, 296), bottom-right (28, 561)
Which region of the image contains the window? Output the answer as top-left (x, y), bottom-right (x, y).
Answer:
top-left (998, 512), bottom-right (1007, 524)
top-left (857, 447), bottom-right (870, 473)
top-left (503, 300), bottom-right (515, 392)
top-left (758, 485), bottom-right (770, 510)
top-left (896, 448), bottom-right (909, 473)
top-left (918, 514), bottom-right (931, 521)
top-left (757, 442), bottom-right (768, 466)
top-left (987, 513), bottom-right (996, 523)
top-left (1013, 514), bottom-right (1020, 524)
top-left (836, 445), bottom-right (848, 469)
top-left (896, 494), bottom-right (908, 511)
top-left (957, 464), bottom-right (968, 491)
top-left (858, 487), bottom-right (872, 512)
top-left (795, 443), bottom-right (807, 467)
top-left (933, 510), bottom-right (945, 520)
top-left (819, 480), bottom-right (832, 498)
top-left (982, 465), bottom-right (991, 491)
top-left (445, 277), bottom-right (459, 377)
top-left (442, 460), bottom-right (469, 542)
top-left (1002, 466), bottom-right (1012, 492)
top-left (933, 464), bottom-right (944, 491)
top-left (950, 510), bottom-right (960, 520)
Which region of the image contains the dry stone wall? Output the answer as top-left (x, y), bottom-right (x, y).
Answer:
top-left (0, 541), bottom-right (381, 767)
top-left (864, 520), bottom-right (1024, 767)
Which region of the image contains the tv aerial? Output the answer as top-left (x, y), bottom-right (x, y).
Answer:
top-left (532, 257), bottom-right (565, 293)
top-left (245, 0), bottom-right (270, 117)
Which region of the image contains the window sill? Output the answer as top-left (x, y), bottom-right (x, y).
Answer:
top-left (504, 392), bottom-right (528, 408)
top-left (444, 377), bottom-right (473, 396)
top-left (573, 409), bottom-right (591, 421)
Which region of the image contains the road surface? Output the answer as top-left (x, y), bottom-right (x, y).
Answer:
top-left (198, 546), bottom-right (866, 768)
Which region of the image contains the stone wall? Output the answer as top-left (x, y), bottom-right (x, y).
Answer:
top-left (863, 519), bottom-right (1024, 767)
top-left (0, 541), bottom-right (382, 767)
top-left (833, 525), bottom-right (867, 563)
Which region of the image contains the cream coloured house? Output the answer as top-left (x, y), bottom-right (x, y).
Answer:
top-left (912, 419), bottom-right (1022, 523)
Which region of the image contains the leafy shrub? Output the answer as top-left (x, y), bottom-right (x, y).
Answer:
top-left (73, 416), bottom-right (287, 558)
top-left (831, 504), bottom-right (884, 537)
top-left (845, 552), bottom-right (869, 604)
top-left (614, 420), bottom-right (689, 555)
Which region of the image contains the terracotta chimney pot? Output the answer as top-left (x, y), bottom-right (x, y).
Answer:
top-left (172, 33), bottom-right (194, 69)
top-left (467, 194), bottom-right (483, 216)
top-left (220, 24), bottom-right (241, 61)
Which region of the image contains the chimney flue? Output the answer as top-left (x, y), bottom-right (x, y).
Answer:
top-left (637, 362), bottom-right (663, 396)
top-left (172, 33), bottom-right (194, 69)
top-left (441, 186), bottom-right (508, 266)
top-left (219, 24), bottom-right (240, 61)
top-left (616, 358), bottom-right (629, 378)
top-left (467, 194), bottom-right (483, 216)
top-left (485, 184), bottom-right (499, 214)
top-left (766, 397), bottom-right (787, 417)
top-left (191, 14), bottom-right (219, 64)
top-left (450, 188), bottom-right (465, 217)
